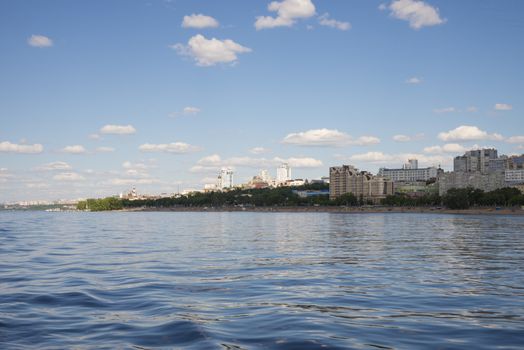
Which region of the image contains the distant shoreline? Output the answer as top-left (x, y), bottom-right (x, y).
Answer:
top-left (122, 206), bottom-right (524, 215)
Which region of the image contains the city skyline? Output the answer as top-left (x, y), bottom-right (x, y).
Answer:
top-left (1, 0), bottom-right (523, 201)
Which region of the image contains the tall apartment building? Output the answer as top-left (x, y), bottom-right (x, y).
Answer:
top-left (217, 168), bottom-right (234, 190)
top-left (276, 163), bottom-right (291, 184)
top-left (329, 165), bottom-right (393, 202)
top-left (454, 149), bottom-right (498, 174)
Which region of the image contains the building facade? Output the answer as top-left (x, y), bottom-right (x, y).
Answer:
top-left (438, 171), bottom-right (506, 196)
top-left (454, 149), bottom-right (498, 174)
top-left (329, 165), bottom-right (394, 202)
top-left (505, 169), bottom-right (524, 184)
top-left (217, 168), bottom-right (234, 190)
top-left (276, 163), bottom-right (291, 184)
top-left (378, 166), bottom-right (438, 182)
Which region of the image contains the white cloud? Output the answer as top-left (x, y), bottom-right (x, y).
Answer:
top-left (0, 141), bottom-right (43, 154)
top-left (182, 14), bottom-right (219, 29)
top-left (53, 172), bottom-right (85, 181)
top-left (89, 133), bottom-right (101, 140)
top-left (438, 125), bottom-right (504, 142)
top-left (318, 13), bottom-right (351, 31)
top-left (95, 147), bottom-right (115, 153)
top-left (37, 161), bottom-right (72, 171)
top-left (494, 103), bottom-right (512, 111)
top-left (353, 136), bottom-right (381, 146)
top-left (183, 106), bottom-right (201, 114)
top-left (406, 77), bottom-right (422, 84)
top-left (276, 157), bottom-right (322, 168)
top-left (466, 106), bottom-right (478, 113)
top-left (28, 34), bottom-right (53, 47)
top-left (197, 154), bottom-right (222, 166)
top-left (393, 134), bottom-right (411, 142)
top-left (255, 0), bottom-right (316, 30)
top-left (282, 128), bottom-right (380, 147)
top-left (433, 107), bottom-right (456, 113)
top-left (139, 142), bottom-right (200, 154)
top-left (388, 0), bottom-right (445, 29)
top-left (249, 147), bottom-right (270, 155)
top-left (122, 161), bottom-right (151, 178)
top-left (100, 124), bottom-right (136, 135)
top-left (507, 136), bottom-right (524, 144)
top-left (423, 143), bottom-right (467, 154)
top-left (62, 145), bottom-right (87, 154)
top-left (172, 34), bottom-right (251, 67)
top-left (378, 3), bottom-right (388, 11)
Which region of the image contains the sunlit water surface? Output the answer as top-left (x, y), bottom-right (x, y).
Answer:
top-left (1, 212), bottom-right (524, 349)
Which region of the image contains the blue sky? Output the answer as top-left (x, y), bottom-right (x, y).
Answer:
top-left (1, 0), bottom-right (523, 202)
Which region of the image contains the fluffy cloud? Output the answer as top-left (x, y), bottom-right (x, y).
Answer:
top-left (139, 142), bottom-right (200, 154)
top-left (53, 172), bottom-right (85, 181)
top-left (387, 0), bottom-right (445, 29)
top-left (438, 125), bottom-right (503, 142)
top-left (393, 133), bottom-right (424, 142)
top-left (183, 106), bottom-right (201, 114)
top-left (507, 136), bottom-right (524, 144)
top-left (100, 124), bottom-right (136, 135)
top-left (318, 13), bottom-right (351, 31)
top-left (121, 161), bottom-right (151, 177)
top-left (172, 34), bottom-right (251, 67)
top-left (37, 161), bottom-right (72, 171)
top-left (466, 106), bottom-right (478, 113)
top-left (282, 128), bottom-right (380, 147)
top-left (433, 107), bottom-right (456, 113)
top-left (405, 77), bottom-right (422, 84)
top-left (276, 157), bottom-right (322, 168)
top-left (0, 141), bottom-right (43, 154)
top-left (393, 135), bottom-right (410, 142)
top-left (182, 14), bottom-right (220, 28)
top-left (249, 147), bottom-right (270, 155)
top-left (494, 103), bottom-right (512, 111)
top-left (255, 0), bottom-right (316, 30)
top-left (62, 145), bottom-right (87, 154)
top-left (95, 147), bottom-right (115, 153)
top-left (28, 34), bottom-right (53, 47)
top-left (423, 143), bottom-right (468, 154)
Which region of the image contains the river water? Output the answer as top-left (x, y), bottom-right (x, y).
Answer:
top-left (1, 211), bottom-right (523, 349)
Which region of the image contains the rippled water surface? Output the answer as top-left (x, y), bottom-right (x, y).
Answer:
top-left (1, 212), bottom-right (524, 349)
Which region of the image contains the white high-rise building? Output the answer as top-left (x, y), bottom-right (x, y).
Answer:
top-left (276, 163), bottom-right (291, 184)
top-left (217, 168), bottom-right (234, 190)
top-left (259, 169), bottom-right (272, 183)
top-left (404, 159), bottom-right (418, 170)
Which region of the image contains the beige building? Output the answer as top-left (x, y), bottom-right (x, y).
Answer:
top-left (329, 165), bottom-right (394, 203)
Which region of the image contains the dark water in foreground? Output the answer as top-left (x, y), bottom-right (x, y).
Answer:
top-left (1, 212), bottom-right (524, 349)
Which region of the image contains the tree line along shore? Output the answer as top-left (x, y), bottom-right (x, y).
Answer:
top-left (76, 184), bottom-right (524, 212)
